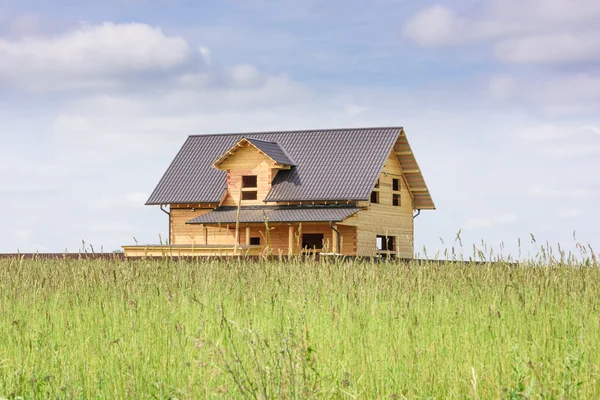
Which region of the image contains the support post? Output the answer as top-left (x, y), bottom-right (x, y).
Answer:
top-left (330, 221), bottom-right (341, 255)
top-left (245, 226), bottom-right (251, 246)
top-left (332, 224), bottom-right (339, 254)
top-left (288, 225), bottom-right (294, 255)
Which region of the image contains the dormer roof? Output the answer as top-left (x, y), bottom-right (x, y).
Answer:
top-left (212, 137), bottom-right (295, 170)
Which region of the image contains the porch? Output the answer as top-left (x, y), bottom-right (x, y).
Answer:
top-left (123, 222), bottom-right (357, 257)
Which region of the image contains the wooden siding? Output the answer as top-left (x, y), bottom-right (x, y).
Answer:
top-left (170, 208), bottom-right (213, 245)
top-left (342, 150), bottom-right (415, 258)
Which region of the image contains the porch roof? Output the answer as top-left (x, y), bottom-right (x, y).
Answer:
top-left (186, 205), bottom-right (362, 225)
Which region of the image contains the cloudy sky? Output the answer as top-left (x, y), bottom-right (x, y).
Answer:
top-left (1, 0), bottom-right (599, 258)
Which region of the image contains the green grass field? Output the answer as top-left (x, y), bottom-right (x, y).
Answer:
top-left (1, 254), bottom-right (599, 398)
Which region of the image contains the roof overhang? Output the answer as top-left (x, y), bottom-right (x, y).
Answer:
top-left (393, 128), bottom-right (435, 210)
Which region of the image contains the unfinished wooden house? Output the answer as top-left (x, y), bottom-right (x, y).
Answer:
top-left (123, 127), bottom-right (435, 258)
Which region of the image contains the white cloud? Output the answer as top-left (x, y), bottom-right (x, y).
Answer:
top-left (539, 144), bottom-right (600, 158)
top-left (517, 124), bottom-right (572, 143)
top-left (465, 212), bottom-right (518, 230)
top-left (515, 123), bottom-right (600, 157)
top-left (14, 229), bottom-right (31, 239)
top-left (495, 32), bottom-right (600, 64)
top-left (527, 185), bottom-right (596, 199)
top-left (403, 6), bottom-right (465, 47)
top-left (490, 74), bottom-right (600, 116)
top-left (582, 125), bottom-right (600, 137)
top-left (404, 1), bottom-right (600, 65)
top-left (125, 192), bottom-right (149, 204)
top-left (87, 222), bottom-right (133, 233)
top-left (345, 104), bottom-right (368, 115)
top-left (229, 64), bottom-right (263, 87)
top-left (0, 22), bottom-right (191, 90)
top-left (560, 208), bottom-right (584, 219)
top-left (488, 75), bottom-right (516, 100)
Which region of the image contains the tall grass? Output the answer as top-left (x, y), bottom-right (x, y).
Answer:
top-left (1, 253), bottom-right (599, 398)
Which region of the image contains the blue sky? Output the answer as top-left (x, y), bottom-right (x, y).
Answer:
top-left (1, 0), bottom-right (599, 258)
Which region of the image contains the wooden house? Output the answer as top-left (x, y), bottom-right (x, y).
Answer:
top-left (123, 127), bottom-right (435, 258)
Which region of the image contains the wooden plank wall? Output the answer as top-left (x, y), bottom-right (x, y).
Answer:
top-left (170, 208), bottom-right (212, 245)
top-left (342, 150), bottom-right (414, 258)
top-left (220, 144), bottom-right (275, 206)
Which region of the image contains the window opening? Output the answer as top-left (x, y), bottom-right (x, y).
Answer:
top-left (302, 234), bottom-right (324, 250)
top-left (242, 175), bottom-right (257, 188)
top-left (242, 191), bottom-right (257, 200)
top-left (370, 191), bottom-right (379, 204)
top-left (376, 235), bottom-right (394, 251)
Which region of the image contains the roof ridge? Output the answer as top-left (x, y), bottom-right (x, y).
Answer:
top-left (188, 126), bottom-right (403, 138)
top-left (243, 136), bottom-right (277, 144)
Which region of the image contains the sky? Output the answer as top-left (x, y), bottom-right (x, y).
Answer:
top-left (1, 0), bottom-right (599, 259)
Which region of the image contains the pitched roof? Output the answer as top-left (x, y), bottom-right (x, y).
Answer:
top-left (146, 126), bottom-right (435, 209)
top-left (187, 205), bottom-right (361, 224)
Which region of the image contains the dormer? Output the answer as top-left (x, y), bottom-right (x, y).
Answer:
top-left (212, 137), bottom-right (295, 206)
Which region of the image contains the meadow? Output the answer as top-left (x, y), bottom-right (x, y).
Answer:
top-left (1, 250), bottom-right (599, 398)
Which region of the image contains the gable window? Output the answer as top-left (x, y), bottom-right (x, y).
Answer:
top-left (376, 235), bottom-right (395, 252)
top-left (371, 179), bottom-right (380, 204)
top-left (370, 191), bottom-right (379, 204)
top-left (241, 175), bottom-right (258, 201)
top-left (242, 191), bottom-right (258, 200)
top-left (392, 178), bottom-right (401, 207)
top-left (242, 175), bottom-right (257, 188)
top-left (249, 237), bottom-right (261, 245)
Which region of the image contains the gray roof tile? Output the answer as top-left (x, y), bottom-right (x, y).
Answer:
top-left (245, 137), bottom-right (295, 166)
top-left (146, 127), bottom-right (402, 205)
top-left (187, 206), bottom-right (361, 224)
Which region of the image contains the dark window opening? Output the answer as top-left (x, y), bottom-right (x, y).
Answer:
top-left (376, 235), bottom-right (395, 251)
top-left (393, 178), bottom-right (400, 192)
top-left (302, 234), bottom-right (324, 250)
top-left (242, 191), bottom-right (257, 200)
top-left (393, 194), bottom-right (400, 207)
top-left (242, 175), bottom-right (257, 188)
top-left (370, 191), bottom-right (379, 204)
top-left (249, 237), bottom-right (261, 245)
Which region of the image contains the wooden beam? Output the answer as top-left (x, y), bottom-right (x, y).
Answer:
top-left (403, 169), bottom-right (420, 174)
top-left (395, 151), bottom-right (412, 156)
top-left (288, 225), bottom-right (294, 255)
top-left (410, 188), bottom-right (428, 192)
top-left (245, 226), bottom-right (250, 246)
top-left (332, 224), bottom-right (339, 254)
top-left (274, 163), bottom-right (291, 170)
